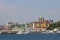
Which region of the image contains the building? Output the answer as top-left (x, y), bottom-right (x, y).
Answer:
top-left (29, 21), bottom-right (50, 31)
top-left (39, 17), bottom-right (45, 23)
top-left (0, 25), bottom-right (10, 34)
top-left (6, 22), bottom-right (20, 34)
top-left (7, 22), bottom-right (19, 26)
top-left (28, 17), bottom-right (50, 32)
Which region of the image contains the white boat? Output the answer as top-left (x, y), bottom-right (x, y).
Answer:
top-left (23, 28), bottom-right (31, 34)
top-left (17, 32), bottom-right (23, 34)
top-left (17, 30), bottom-right (23, 34)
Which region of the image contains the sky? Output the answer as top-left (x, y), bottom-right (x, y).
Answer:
top-left (0, 0), bottom-right (60, 25)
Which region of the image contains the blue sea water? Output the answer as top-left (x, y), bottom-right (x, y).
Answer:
top-left (0, 33), bottom-right (60, 40)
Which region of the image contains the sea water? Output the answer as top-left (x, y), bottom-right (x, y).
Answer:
top-left (0, 33), bottom-right (60, 40)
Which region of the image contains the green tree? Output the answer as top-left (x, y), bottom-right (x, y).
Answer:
top-left (47, 23), bottom-right (56, 30)
top-left (47, 20), bottom-right (60, 30)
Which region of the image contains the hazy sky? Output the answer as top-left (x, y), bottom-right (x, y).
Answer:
top-left (0, 0), bottom-right (60, 25)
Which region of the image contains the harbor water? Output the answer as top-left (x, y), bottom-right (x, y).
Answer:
top-left (0, 33), bottom-right (60, 40)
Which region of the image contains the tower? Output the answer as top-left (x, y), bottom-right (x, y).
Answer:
top-left (39, 17), bottom-right (45, 23)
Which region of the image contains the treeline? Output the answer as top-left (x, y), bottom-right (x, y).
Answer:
top-left (47, 21), bottom-right (60, 30)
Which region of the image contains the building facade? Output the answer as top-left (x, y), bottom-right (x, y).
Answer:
top-left (28, 17), bottom-right (50, 32)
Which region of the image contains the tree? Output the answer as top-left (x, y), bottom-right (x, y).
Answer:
top-left (47, 23), bottom-right (56, 30)
top-left (47, 20), bottom-right (60, 30)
